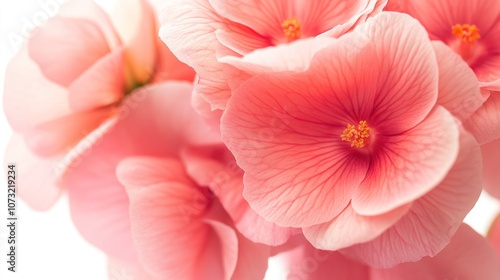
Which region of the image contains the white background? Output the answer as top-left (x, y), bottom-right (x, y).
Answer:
top-left (0, 1), bottom-right (499, 280)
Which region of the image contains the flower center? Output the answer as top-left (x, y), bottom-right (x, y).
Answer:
top-left (452, 24), bottom-right (480, 44)
top-left (341, 120), bottom-right (370, 148)
top-left (281, 18), bottom-right (302, 42)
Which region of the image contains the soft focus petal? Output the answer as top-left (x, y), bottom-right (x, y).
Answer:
top-left (372, 224), bottom-right (500, 280)
top-left (28, 17), bottom-right (110, 87)
top-left (68, 49), bottom-right (125, 112)
top-left (119, 157), bottom-right (213, 279)
top-left (344, 129), bottom-right (482, 267)
top-left (181, 145), bottom-right (298, 245)
top-left (352, 107), bottom-right (460, 215)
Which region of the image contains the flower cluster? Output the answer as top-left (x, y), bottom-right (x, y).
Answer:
top-left (3, 0), bottom-right (500, 279)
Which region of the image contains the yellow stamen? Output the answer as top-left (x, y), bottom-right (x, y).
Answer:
top-left (281, 18), bottom-right (302, 42)
top-left (341, 121), bottom-right (370, 148)
top-left (452, 24), bottom-right (481, 44)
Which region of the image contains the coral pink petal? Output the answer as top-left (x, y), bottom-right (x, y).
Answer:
top-left (110, 0), bottom-right (157, 84)
top-left (28, 17), bottom-right (110, 87)
top-left (352, 12), bottom-right (438, 133)
top-left (303, 203), bottom-right (411, 251)
top-left (208, 0), bottom-right (290, 39)
top-left (464, 93), bottom-right (500, 144)
top-left (24, 106), bottom-right (116, 157)
top-left (372, 224), bottom-right (500, 279)
top-left (352, 107), bottom-right (460, 215)
top-left (344, 129), bottom-right (482, 267)
top-left (119, 157), bottom-right (215, 280)
top-left (3, 48), bottom-right (71, 133)
top-left (221, 73), bottom-right (370, 227)
top-left (5, 134), bottom-right (63, 211)
top-left (152, 40), bottom-right (195, 83)
top-left (482, 138), bottom-right (500, 199)
top-left (230, 230), bottom-right (270, 280)
top-left (432, 41), bottom-right (483, 122)
top-left (215, 25), bottom-right (270, 55)
top-left (69, 49), bottom-right (125, 112)
top-left (181, 145), bottom-right (298, 245)
top-left (160, 0), bottom-right (235, 110)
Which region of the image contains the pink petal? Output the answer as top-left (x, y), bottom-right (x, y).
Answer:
top-left (231, 230), bottom-right (270, 280)
top-left (481, 138), bottom-right (500, 199)
top-left (214, 24), bottom-right (271, 55)
top-left (152, 40), bottom-right (195, 83)
top-left (488, 213), bottom-right (500, 257)
top-left (433, 41), bottom-right (484, 122)
top-left (372, 224), bottom-right (500, 279)
top-left (119, 157), bottom-right (213, 279)
top-left (181, 145), bottom-right (298, 245)
top-left (464, 93), bottom-right (500, 144)
top-left (5, 134), bottom-right (63, 210)
top-left (352, 107), bottom-right (460, 215)
top-left (108, 259), bottom-right (158, 280)
top-left (68, 49), bottom-right (126, 112)
top-left (303, 203), bottom-right (411, 251)
top-left (28, 17), bottom-right (110, 87)
top-left (344, 128), bottom-right (482, 267)
top-left (3, 48), bottom-right (71, 133)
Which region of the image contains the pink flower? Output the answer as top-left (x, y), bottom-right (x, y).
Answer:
top-left (275, 224), bottom-right (500, 279)
top-left (386, 0), bottom-right (500, 144)
top-left (3, 0), bottom-right (194, 210)
top-left (61, 83), bottom-right (275, 276)
top-left (221, 13), bottom-right (482, 267)
top-left (160, 0), bottom-right (387, 111)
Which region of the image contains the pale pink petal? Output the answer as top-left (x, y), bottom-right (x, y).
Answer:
top-left (152, 40), bottom-right (195, 83)
top-left (231, 230), bottom-right (270, 280)
top-left (160, 0), bottom-right (236, 109)
top-left (181, 145), bottom-right (298, 245)
top-left (344, 129), bottom-right (482, 267)
top-left (372, 224), bottom-right (500, 279)
top-left (482, 138), bottom-right (500, 199)
top-left (432, 41), bottom-right (483, 122)
top-left (303, 203), bottom-right (411, 251)
top-left (119, 157), bottom-right (213, 279)
top-left (5, 134), bottom-right (63, 211)
top-left (464, 93), bottom-right (500, 144)
top-left (24, 106), bottom-right (117, 157)
top-left (110, 0), bottom-right (157, 84)
top-left (3, 48), bottom-right (71, 133)
top-left (68, 49), bottom-right (125, 112)
top-left (28, 17), bottom-right (110, 87)
top-left (352, 107), bottom-right (460, 215)
top-left (214, 24), bottom-right (270, 55)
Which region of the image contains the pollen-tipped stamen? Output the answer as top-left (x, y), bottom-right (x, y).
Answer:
top-left (341, 120), bottom-right (370, 148)
top-left (281, 17), bottom-right (302, 42)
top-left (452, 24), bottom-right (481, 44)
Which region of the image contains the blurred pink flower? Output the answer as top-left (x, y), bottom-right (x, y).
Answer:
top-left (159, 0), bottom-right (387, 111)
top-left (276, 224), bottom-right (500, 279)
top-left (221, 13), bottom-right (482, 267)
top-left (62, 83), bottom-right (277, 277)
top-left (3, 0), bottom-right (194, 210)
